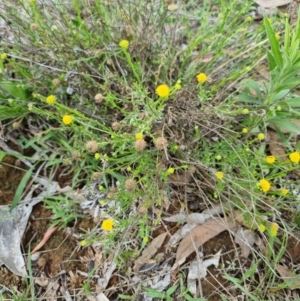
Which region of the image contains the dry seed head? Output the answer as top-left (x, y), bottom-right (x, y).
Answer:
top-left (86, 140), bottom-right (98, 153)
top-left (125, 179), bottom-right (137, 192)
top-left (112, 121), bottom-right (121, 131)
top-left (155, 137), bottom-right (168, 150)
top-left (30, 23), bottom-right (38, 31)
top-left (52, 78), bottom-right (60, 86)
top-left (12, 122), bottom-right (21, 129)
top-left (93, 171), bottom-right (101, 180)
top-left (94, 93), bottom-right (104, 103)
top-left (135, 139), bottom-right (147, 152)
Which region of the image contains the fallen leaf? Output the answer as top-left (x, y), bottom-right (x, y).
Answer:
top-left (276, 264), bottom-right (300, 289)
top-left (234, 228), bottom-right (259, 258)
top-left (134, 232), bottom-right (168, 272)
top-left (254, 0), bottom-right (292, 8)
top-left (173, 217), bottom-right (236, 269)
top-left (163, 212), bottom-right (212, 224)
top-left (187, 250), bottom-right (222, 295)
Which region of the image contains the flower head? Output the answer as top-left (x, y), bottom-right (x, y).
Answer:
top-left (135, 133), bottom-right (143, 140)
top-left (269, 223), bottom-right (279, 237)
top-left (94, 153), bottom-right (101, 160)
top-left (62, 114), bottom-right (73, 125)
top-left (289, 151), bottom-right (300, 164)
top-left (119, 40), bottom-right (129, 49)
top-left (257, 133), bottom-right (265, 140)
top-left (167, 167), bottom-right (175, 174)
top-left (94, 93), bottom-right (104, 103)
top-left (101, 219), bottom-right (114, 232)
top-left (46, 95), bottom-right (56, 105)
top-left (80, 240), bottom-right (88, 247)
top-left (242, 128), bottom-right (248, 134)
top-left (281, 188), bottom-right (288, 196)
top-left (86, 140), bottom-right (98, 153)
top-left (258, 179), bottom-right (271, 193)
top-left (135, 139), bottom-right (147, 152)
top-left (266, 155), bottom-right (276, 164)
top-left (215, 171), bottom-right (224, 180)
top-left (275, 33), bottom-right (280, 40)
top-left (174, 80), bottom-right (182, 90)
top-left (242, 108), bottom-right (249, 114)
top-left (196, 73), bottom-right (207, 83)
top-left (156, 84), bottom-right (170, 98)
top-left (258, 224), bottom-right (266, 233)
top-left (0, 53), bottom-right (7, 60)
top-left (125, 178), bottom-right (137, 192)
top-left (155, 137), bottom-right (168, 150)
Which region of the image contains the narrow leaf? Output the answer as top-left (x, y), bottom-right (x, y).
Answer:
top-left (268, 118), bottom-right (300, 134)
top-left (10, 165), bottom-right (35, 211)
top-left (264, 18), bottom-right (283, 69)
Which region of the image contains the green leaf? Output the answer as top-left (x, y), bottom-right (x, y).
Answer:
top-left (267, 117), bottom-right (300, 134)
top-left (284, 97), bottom-right (300, 107)
top-left (0, 82), bottom-right (29, 99)
top-left (267, 50), bottom-right (277, 72)
top-left (166, 284), bottom-right (178, 296)
top-left (0, 105), bottom-right (27, 121)
top-left (264, 18), bottom-right (283, 69)
top-left (237, 94), bottom-right (262, 105)
top-left (272, 89), bottom-right (290, 102)
top-left (10, 165), bottom-right (35, 212)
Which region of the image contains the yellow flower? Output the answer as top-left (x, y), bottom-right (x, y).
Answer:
top-left (289, 151), bottom-right (300, 164)
top-left (281, 188), bottom-right (288, 196)
top-left (246, 16), bottom-right (253, 22)
top-left (269, 223), bottom-right (279, 237)
top-left (257, 133), bottom-right (265, 140)
top-left (80, 240), bottom-right (88, 247)
top-left (175, 83), bottom-right (181, 90)
top-left (126, 166), bottom-right (132, 172)
top-left (101, 219), bottom-right (114, 231)
top-left (215, 155), bottom-right (222, 160)
top-left (62, 114), bottom-right (73, 125)
top-left (46, 95), bottom-right (56, 105)
top-left (156, 84), bottom-right (170, 97)
top-left (215, 171), bottom-right (224, 180)
top-left (135, 133), bottom-right (143, 140)
top-left (242, 128), bottom-right (248, 134)
top-left (94, 153), bottom-right (101, 160)
top-left (0, 53), bottom-right (7, 60)
top-left (119, 40), bottom-right (129, 49)
top-left (275, 33), bottom-right (280, 40)
top-left (242, 108), bottom-right (249, 114)
top-left (258, 179), bottom-right (271, 193)
top-left (258, 224), bottom-right (266, 233)
top-left (196, 73), bottom-right (207, 83)
top-left (167, 167), bottom-right (175, 174)
top-left (266, 155), bottom-right (276, 164)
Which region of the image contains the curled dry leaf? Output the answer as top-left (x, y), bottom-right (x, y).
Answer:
top-left (173, 217), bottom-right (236, 269)
top-left (234, 228), bottom-right (260, 258)
top-left (254, 0), bottom-right (292, 8)
top-left (133, 232), bottom-right (168, 272)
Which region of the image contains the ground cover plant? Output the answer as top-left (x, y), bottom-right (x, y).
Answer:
top-left (0, 0), bottom-right (300, 300)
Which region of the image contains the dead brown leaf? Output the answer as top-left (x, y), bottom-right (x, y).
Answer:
top-left (134, 232), bottom-right (168, 272)
top-left (254, 0), bottom-right (292, 8)
top-left (267, 128), bottom-right (288, 162)
top-left (172, 217), bottom-right (236, 269)
top-left (276, 264), bottom-right (300, 289)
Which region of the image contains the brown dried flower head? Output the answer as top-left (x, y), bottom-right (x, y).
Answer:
top-left (112, 121), bottom-right (121, 131)
top-left (125, 179), bottom-right (137, 192)
top-left (93, 171), bottom-right (101, 180)
top-left (52, 78), bottom-right (61, 86)
top-left (155, 137), bottom-right (168, 150)
top-left (135, 139), bottom-right (147, 152)
top-left (94, 93), bottom-right (104, 103)
top-left (12, 122), bottom-right (21, 130)
top-left (86, 140), bottom-right (98, 153)
top-left (30, 23), bottom-right (38, 31)
top-left (72, 152), bottom-right (80, 161)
